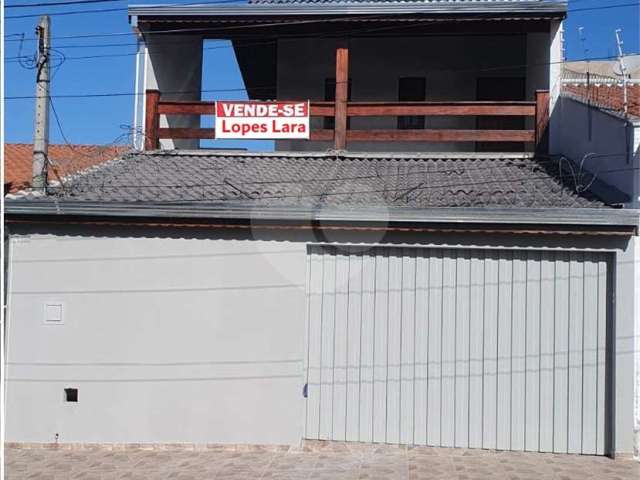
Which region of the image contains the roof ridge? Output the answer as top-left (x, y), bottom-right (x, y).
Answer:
top-left (133, 149), bottom-right (535, 160)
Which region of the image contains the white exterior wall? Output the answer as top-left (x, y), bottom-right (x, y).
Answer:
top-left (276, 35), bottom-right (548, 152)
top-left (5, 231), bottom-right (307, 445)
top-left (552, 96), bottom-right (640, 208)
top-left (143, 34), bottom-right (203, 150)
top-left (635, 235), bottom-right (640, 460)
top-left (548, 20), bottom-right (564, 154)
top-left (5, 225), bottom-right (637, 455)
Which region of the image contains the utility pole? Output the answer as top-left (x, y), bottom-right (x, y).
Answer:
top-left (615, 28), bottom-right (628, 116)
top-left (32, 15), bottom-right (50, 192)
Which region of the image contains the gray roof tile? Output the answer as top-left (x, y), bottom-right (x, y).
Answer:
top-left (247, 0), bottom-right (561, 5)
top-left (36, 151), bottom-right (607, 209)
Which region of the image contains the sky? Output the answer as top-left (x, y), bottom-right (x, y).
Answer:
top-left (3, 0), bottom-right (640, 148)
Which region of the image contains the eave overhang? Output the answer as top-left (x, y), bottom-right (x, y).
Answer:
top-left (129, 1), bottom-right (568, 19)
top-left (5, 201), bottom-right (639, 236)
top-left (129, 1), bottom-right (567, 35)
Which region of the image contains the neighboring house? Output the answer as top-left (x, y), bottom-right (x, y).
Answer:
top-left (4, 143), bottom-right (126, 194)
top-left (552, 59), bottom-right (640, 209)
top-left (4, 0), bottom-right (640, 460)
top-left (562, 55), bottom-right (640, 118)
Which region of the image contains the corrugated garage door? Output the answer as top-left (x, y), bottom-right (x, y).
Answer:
top-left (304, 245), bottom-right (610, 455)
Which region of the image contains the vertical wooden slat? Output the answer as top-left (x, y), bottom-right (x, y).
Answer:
top-left (306, 246), bottom-right (324, 439)
top-left (468, 253), bottom-right (485, 449)
top-left (581, 253), bottom-right (599, 454)
top-left (497, 251), bottom-right (513, 451)
top-left (319, 248), bottom-right (336, 439)
top-left (454, 251), bottom-right (471, 448)
top-left (333, 251), bottom-right (350, 441)
top-left (510, 251), bottom-right (527, 451)
top-left (359, 251), bottom-right (376, 443)
top-left (144, 89), bottom-right (160, 150)
top-left (345, 251), bottom-right (363, 442)
top-left (553, 252), bottom-right (570, 453)
top-left (524, 251), bottom-right (542, 451)
top-left (400, 249), bottom-right (416, 445)
top-left (568, 253), bottom-right (585, 454)
top-left (482, 251), bottom-right (499, 450)
top-left (427, 250), bottom-right (443, 446)
top-left (441, 250), bottom-right (457, 447)
top-left (334, 41), bottom-right (349, 151)
top-left (535, 90), bottom-right (550, 153)
top-left (414, 249), bottom-right (429, 446)
top-left (386, 249), bottom-right (402, 444)
top-left (372, 249), bottom-right (388, 443)
top-left (595, 255), bottom-right (607, 455)
top-left (539, 251), bottom-right (556, 452)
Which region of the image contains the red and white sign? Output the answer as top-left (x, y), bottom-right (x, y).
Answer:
top-left (215, 101), bottom-right (310, 139)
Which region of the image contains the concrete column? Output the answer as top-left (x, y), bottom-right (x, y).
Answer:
top-left (144, 34), bottom-right (203, 150)
top-left (525, 32), bottom-right (550, 133)
top-left (548, 20), bottom-right (563, 155)
top-left (133, 37), bottom-right (146, 150)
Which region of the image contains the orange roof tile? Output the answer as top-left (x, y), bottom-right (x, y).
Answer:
top-left (4, 143), bottom-right (128, 194)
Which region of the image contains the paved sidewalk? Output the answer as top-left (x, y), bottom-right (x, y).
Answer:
top-left (5, 442), bottom-right (640, 480)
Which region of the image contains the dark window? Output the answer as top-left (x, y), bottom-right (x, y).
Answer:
top-left (64, 388), bottom-right (78, 402)
top-left (324, 77), bottom-right (352, 130)
top-left (476, 77), bottom-right (526, 152)
top-left (398, 77), bottom-right (426, 130)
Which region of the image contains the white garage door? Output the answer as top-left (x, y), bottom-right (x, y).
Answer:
top-left (304, 245), bottom-right (610, 455)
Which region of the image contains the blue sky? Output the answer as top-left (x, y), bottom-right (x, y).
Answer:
top-left (4, 0), bottom-right (640, 147)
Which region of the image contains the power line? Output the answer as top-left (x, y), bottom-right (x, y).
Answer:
top-left (569, 1), bottom-right (640, 13)
top-left (6, 6), bottom-right (126, 18)
top-left (4, 0), bottom-right (275, 19)
top-left (5, 53), bottom-right (635, 100)
top-left (5, 0), bottom-right (121, 9)
top-left (6, 0), bottom-right (640, 28)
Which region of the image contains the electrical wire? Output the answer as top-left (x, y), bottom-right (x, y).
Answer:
top-left (7, 1), bottom-right (639, 19)
top-left (7, 53), bottom-right (637, 100)
top-left (6, 0), bottom-right (640, 32)
top-left (5, 0), bottom-right (122, 9)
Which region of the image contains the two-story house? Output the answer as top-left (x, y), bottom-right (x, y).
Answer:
top-left (4, 0), bottom-right (640, 459)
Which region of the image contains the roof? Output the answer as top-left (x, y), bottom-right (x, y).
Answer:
top-left (10, 150), bottom-right (610, 209)
top-left (4, 143), bottom-right (127, 194)
top-left (246, 0), bottom-right (562, 5)
top-left (129, 0), bottom-right (567, 18)
top-left (564, 55), bottom-right (640, 80)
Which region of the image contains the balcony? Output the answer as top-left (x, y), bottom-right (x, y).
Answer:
top-left (144, 89), bottom-right (550, 152)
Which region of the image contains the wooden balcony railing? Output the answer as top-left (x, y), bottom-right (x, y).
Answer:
top-left (144, 89), bottom-right (550, 152)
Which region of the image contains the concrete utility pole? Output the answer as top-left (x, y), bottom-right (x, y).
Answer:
top-left (32, 15), bottom-right (51, 192)
top-left (615, 28), bottom-right (628, 116)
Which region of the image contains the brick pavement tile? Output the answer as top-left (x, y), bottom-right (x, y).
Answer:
top-left (5, 445), bottom-right (640, 480)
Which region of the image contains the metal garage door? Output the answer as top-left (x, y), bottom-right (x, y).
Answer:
top-left (304, 245), bottom-right (610, 454)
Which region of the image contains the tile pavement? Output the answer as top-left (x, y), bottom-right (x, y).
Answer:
top-left (4, 441), bottom-right (640, 480)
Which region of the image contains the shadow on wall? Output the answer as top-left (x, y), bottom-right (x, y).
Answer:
top-left (549, 95), bottom-right (638, 208)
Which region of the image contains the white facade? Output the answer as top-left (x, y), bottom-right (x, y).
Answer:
top-left (5, 224), bottom-right (638, 457)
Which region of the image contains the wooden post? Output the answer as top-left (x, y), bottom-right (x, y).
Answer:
top-left (145, 89), bottom-right (160, 150)
top-left (535, 89), bottom-right (550, 154)
top-left (334, 41), bottom-right (349, 151)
